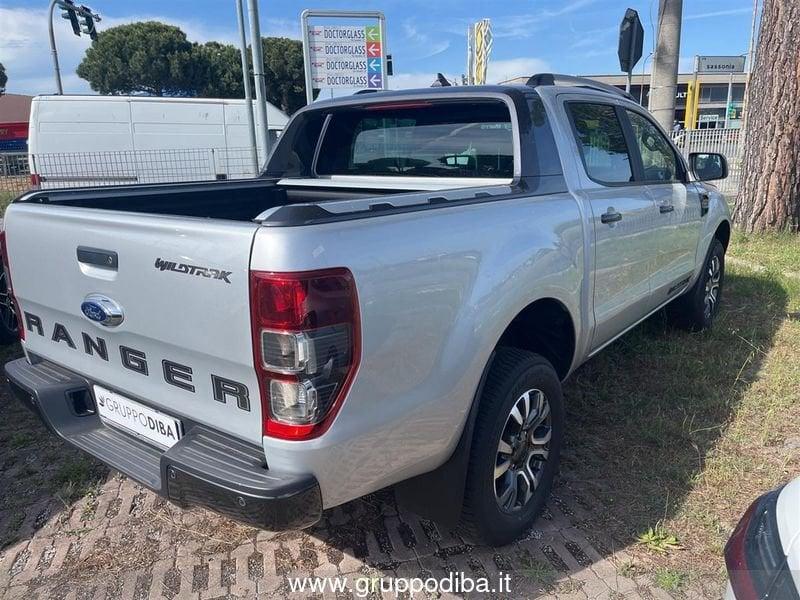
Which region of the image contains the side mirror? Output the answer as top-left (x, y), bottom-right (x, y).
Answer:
top-left (689, 152), bottom-right (728, 181)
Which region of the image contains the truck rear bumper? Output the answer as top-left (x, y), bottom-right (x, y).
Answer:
top-left (4, 357), bottom-right (322, 530)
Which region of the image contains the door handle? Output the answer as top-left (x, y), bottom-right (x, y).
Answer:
top-left (659, 205), bottom-right (675, 214)
top-left (601, 210), bottom-right (623, 224)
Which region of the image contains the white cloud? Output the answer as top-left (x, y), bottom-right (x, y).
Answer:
top-left (402, 20), bottom-right (450, 60)
top-left (490, 0), bottom-right (601, 39)
top-left (488, 58), bottom-right (552, 84)
top-left (0, 7), bottom-right (295, 96)
top-left (386, 56), bottom-right (551, 91)
top-left (389, 72), bottom-right (455, 89)
top-left (685, 7), bottom-right (753, 20)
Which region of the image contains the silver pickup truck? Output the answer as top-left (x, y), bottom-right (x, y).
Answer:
top-left (2, 75), bottom-right (731, 545)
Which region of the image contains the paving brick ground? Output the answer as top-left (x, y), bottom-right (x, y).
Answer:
top-left (0, 374), bottom-right (707, 600)
top-left (1, 476), bottom-right (670, 600)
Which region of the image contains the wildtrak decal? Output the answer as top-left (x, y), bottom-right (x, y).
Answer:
top-left (154, 258), bottom-right (233, 284)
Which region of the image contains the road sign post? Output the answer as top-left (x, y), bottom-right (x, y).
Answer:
top-left (301, 10), bottom-right (388, 105)
top-left (618, 8), bottom-right (644, 94)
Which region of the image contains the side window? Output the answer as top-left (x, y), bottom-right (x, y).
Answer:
top-left (568, 103), bottom-right (634, 184)
top-left (626, 110), bottom-right (679, 182)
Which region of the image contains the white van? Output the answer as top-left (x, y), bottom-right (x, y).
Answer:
top-left (28, 95), bottom-right (289, 188)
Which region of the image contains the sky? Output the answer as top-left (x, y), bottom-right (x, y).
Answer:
top-left (0, 0), bottom-right (758, 97)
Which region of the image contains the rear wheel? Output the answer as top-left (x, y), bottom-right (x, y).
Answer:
top-left (669, 238), bottom-right (725, 332)
top-left (460, 348), bottom-right (564, 546)
top-left (0, 264), bottom-right (19, 345)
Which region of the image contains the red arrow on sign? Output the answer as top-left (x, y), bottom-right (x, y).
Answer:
top-left (367, 42), bottom-right (381, 57)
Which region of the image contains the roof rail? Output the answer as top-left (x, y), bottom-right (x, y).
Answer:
top-left (526, 73), bottom-right (635, 101)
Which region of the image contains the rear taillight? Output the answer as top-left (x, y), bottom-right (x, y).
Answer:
top-left (0, 230), bottom-right (24, 341)
top-left (250, 268), bottom-right (360, 440)
top-left (725, 487), bottom-right (797, 600)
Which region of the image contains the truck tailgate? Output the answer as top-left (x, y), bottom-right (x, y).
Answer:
top-left (4, 204), bottom-right (263, 445)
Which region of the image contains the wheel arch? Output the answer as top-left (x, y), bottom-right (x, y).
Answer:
top-left (715, 219), bottom-right (731, 250)
top-left (495, 297), bottom-right (577, 381)
top-left (394, 296), bottom-right (577, 526)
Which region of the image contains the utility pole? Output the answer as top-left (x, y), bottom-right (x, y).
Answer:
top-left (234, 0), bottom-right (259, 174)
top-left (649, 0), bottom-right (683, 131)
top-left (48, 0), bottom-right (65, 95)
top-left (740, 0), bottom-right (761, 144)
top-left (246, 0), bottom-right (270, 161)
top-left (49, 0), bottom-right (101, 95)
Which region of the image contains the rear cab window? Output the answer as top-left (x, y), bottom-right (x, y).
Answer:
top-left (315, 100), bottom-right (515, 179)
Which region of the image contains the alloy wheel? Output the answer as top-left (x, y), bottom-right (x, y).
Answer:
top-left (704, 255), bottom-right (721, 319)
top-left (494, 388), bottom-right (552, 512)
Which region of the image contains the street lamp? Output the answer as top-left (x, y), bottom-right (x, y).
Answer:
top-left (48, 0), bottom-right (101, 94)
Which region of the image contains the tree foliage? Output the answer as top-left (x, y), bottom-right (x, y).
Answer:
top-left (75, 21), bottom-right (312, 114)
top-left (259, 37), bottom-right (308, 115)
top-left (76, 22), bottom-right (201, 96)
top-left (194, 42), bottom-right (244, 99)
top-left (0, 62), bottom-right (7, 96)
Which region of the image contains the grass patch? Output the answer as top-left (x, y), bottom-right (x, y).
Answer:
top-left (563, 232), bottom-right (800, 585)
top-left (517, 552), bottom-right (557, 587)
top-left (52, 456), bottom-right (104, 505)
top-left (730, 230), bottom-right (800, 274)
top-left (654, 568), bottom-right (688, 592)
top-left (8, 431), bottom-right (33, 449)
top-left (637, 524), bottom-right (682, 555)
top-left (0, 189), bottom-right (19, 214)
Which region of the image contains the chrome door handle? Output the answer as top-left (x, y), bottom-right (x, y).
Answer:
top-left (601, 210), bottom-right (623, 224)
top-left (659, 205), bottom-right (675, 214)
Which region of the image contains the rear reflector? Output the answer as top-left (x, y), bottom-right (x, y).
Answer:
top-left (250, 269), bottom-right (360, 440)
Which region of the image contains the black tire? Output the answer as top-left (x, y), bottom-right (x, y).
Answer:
top-left (669, 238), bottom-right (725, 332)
top-left (460, 348), bottom-right (564, 546)
top-left (0, 263), bottom-right (19, 345)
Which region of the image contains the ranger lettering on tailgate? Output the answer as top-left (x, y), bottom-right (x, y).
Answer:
top-left (22, 312), bottom-right (251, 412)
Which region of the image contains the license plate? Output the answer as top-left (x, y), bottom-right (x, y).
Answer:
top-left (94, 385), bottom-right (182, 449)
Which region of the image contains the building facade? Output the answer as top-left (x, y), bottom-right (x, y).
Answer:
top-left (501, 73), bottom-right (747, 130)
top-left (0, 94), bottom-right (33, 152)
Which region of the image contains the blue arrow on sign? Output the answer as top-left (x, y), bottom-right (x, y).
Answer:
top-left (368, 58), bottom-right (382, 73)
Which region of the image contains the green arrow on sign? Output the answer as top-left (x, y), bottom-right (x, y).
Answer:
top-left (365, 25), bottom-right (381, 41)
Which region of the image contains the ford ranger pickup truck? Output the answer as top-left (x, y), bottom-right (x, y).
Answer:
top-left (2, 75), bottom-right (731, 545)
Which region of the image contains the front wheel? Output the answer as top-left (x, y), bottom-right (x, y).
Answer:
top-left (460, 348), bottom-right (564, 546)
top-left (669, 238), bottom-right (726, 332)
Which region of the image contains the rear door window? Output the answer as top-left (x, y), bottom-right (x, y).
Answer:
top-left (315, 100), bottom-right (514, 178)
top-left (567, 103), bottom-right (634, 185)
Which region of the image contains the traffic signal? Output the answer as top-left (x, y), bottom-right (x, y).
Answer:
top-left (61, 0), bottom-right (81, 36)
top-left (79, 8), bottom-right (98, 41)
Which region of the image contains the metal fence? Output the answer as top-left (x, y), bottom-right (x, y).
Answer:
top-left (1, 130), bottom-right (744, 200)
top-left (671, 128), bottom-right (742, 196)
top-left (0, 147), bottom-right (260, 199)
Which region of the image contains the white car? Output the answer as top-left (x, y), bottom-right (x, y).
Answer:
top-left (725, 477), bottom-right (800, 599)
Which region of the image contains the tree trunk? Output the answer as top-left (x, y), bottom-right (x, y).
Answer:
top-left (733, 0), bottom-right (800, 232)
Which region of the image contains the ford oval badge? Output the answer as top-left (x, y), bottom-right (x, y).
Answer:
top-left (80, 294), bottom-right (124, 327)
